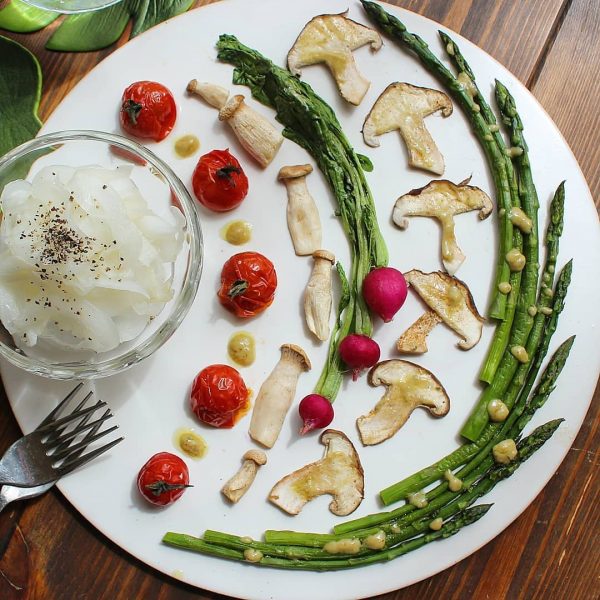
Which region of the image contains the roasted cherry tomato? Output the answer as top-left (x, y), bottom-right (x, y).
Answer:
top-left (119, 81), bottom-right (177, 142)
top-left (190, 364), bottom-right (250, 428)
top-left (217, 251), bottom-right (277, 318)
top-left (192, 149), bottom-right (249, 212)
top-left (137, 452), bottom-right (190, 507)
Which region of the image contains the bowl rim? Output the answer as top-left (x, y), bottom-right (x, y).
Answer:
top-left (0, 129), bottom-right (203, 379)
top-left (18, 0), bottom-right (124, 15)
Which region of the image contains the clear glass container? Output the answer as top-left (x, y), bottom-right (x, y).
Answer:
top-left (20, 0), bottom-right (123, 14)
top-left (0, 130), bottom-right (203, 379)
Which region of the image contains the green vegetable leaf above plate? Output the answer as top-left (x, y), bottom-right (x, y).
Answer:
top-left (0, 0), bottom-right (195, 52)
top-left (0, 35), bottom-right (42, 156)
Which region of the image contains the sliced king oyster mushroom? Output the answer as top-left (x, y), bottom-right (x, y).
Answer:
top-left (393, 178), bottom-right (493, 275)
top-left (357, 360), bottom-right (450, 446)
top-left (403, 270), bottom-right (484, 350)
top-left (287, 12), bottom-right (382, 105)
top-left (269, 429), bottom-right (364, 516)
top-left (362, 82), bottom-right (452, 174)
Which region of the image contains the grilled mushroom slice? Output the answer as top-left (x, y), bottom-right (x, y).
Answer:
top-left (393, 179), bottom-right (493, 275)
top-left (362, 83), bottom-right (453, 174)
top-left (404, 270), bottom-right (484, 350)
top-left (287, 12), bottom-right (382, 105)
top-left (357, 360), bottom-right (450, 446)
top-left (248, 344), bottom-right (311, 448)
top-left (396, 309), bottom-right (443, 354)
top-left (269, 429), bottom-right (364, 516)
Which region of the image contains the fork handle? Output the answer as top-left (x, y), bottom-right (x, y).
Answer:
top-left (0, 491), bottom-right (10, 513)
top-left (0, 459), bottom-right (53, 487)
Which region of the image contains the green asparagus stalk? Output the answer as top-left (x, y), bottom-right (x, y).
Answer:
top-left (438, 31), bottom-right (525, 372)
top-left (338, 330), bottom-right (573, 531)
top-left (163, 418), bottom-right (562, 569)
top-left (360, 0), bottom-right (515, 319)
top-left (216, 34), bottom-right (388, 402)
top-left (461, 80), bottom-right (544, 439)
top-left (358, 1), bottom-right (547, 442)
top-left (377, 188), bottom-right (568, 506)
top-left (163, 505), bottom-right (491, 570)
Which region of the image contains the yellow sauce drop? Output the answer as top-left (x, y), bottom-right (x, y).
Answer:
top-left (493, 439), bottom-right (518, 464)
top-left (407, 491), bottom-right (428, 508)
top-left (243, 548), bottom-right (263, 562)
top-left (173, 428), bottom-right (207, 459)
top-left (488, 399), bottom-right (509, 422)
top-left (174, 134), bottom-right (200, 158)
top-left (506, 248), bottom-right (526, 272)
top-left (323, 538), bottom-right (361, 555)
top-left (228, 331), bottom-right (256, 367)
top-left (363, 530), bottom-right (386, 550)
top-left (221, 220), bottom-right (253, 246)
top-left (498, 281), bottom-right (512, 294)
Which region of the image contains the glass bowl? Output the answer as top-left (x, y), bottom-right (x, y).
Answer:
top-left (19, 0), bottom-right (123, 14)
top-left (0, 130), bottom-right (203, 379)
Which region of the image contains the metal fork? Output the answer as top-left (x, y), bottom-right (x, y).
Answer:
top-left (0, 384), bottom-right (113, 512)
top-left (0, 383), bottom-right (123, 488)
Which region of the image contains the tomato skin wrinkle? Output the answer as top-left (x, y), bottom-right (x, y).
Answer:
top-left (192, 149), bottom-right (249, 212)
top-left (119, 80), bottom-right (176, 142)
top-left (136, 452), bottom-right (190, 507)
top-left (218, 252), bottom-right (277, 318)
top-left (190, 364), bottom-right (250, 428)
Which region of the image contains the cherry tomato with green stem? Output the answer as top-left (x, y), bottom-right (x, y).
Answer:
top-left (120, 81), bottom-right (177, 142)
top-left (217, 251), bottom-right (277, 318)
top-left (192, 149), bottom-right (249, 212)
top-left (137, 452), bottom-right (191, 506)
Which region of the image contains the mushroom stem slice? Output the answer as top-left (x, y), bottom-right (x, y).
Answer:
top-left (362, 83), bottom-right (453, 174)
top-left (248, 344), bottom-right (311, 449)
top-left (396, 309), bottom-right (443, 354)
top-left (219, 95), bottom-right (284, 168)
top-left (304, 250), bottom-right (336, 341)
top-left (221, 450), bottom-right (267, 504)
top-left (393, 179), bottom-right (493, 275)
top-left (278, 164), bottom-right (322, 256)
top-left (269, 429), bottom-right (364, 516)
top-left (287, 12), bottom-right (382, 105)
top-left (186, 80), bottom-right (229, 109)
top-left (357, 360), bottom-right (450, 446)
top-left (404, 270), bottom-right (484, 350)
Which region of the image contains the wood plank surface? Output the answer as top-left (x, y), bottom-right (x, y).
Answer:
top-left (0, 1), bottom-right (598, 599)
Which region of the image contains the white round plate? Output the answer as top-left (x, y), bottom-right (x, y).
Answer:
top-left (3, 1), bottom-right (599, 599)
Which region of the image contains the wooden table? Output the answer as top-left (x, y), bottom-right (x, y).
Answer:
top-left (0, 1), bottom-right (598, 598)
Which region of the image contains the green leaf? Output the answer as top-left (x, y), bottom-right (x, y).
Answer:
top-left (130, 0), bottom-right (195, 38)
top-left (357, 153), bottom-right (373, 172)
top-left (0, 35), bottom-right (42, 156)
top-left (0, 35), bottom-right (47, 191)
top-left (0, 0), bottom-right (59, 33)
top-left (46, 0), bottom-right (194, 52)
top-left (46, 2), bottom-right (131, 51)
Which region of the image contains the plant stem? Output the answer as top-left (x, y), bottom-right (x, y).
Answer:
top-left (461, 80), bottom-right (544, 439)
top-left (216, 34), bottom-right (388, 402)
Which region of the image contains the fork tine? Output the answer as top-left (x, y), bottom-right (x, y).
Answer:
top-left (57, 436), bottom-right (124, 475)
top-left (52, 425), bottom-right (120, 462)
top-left (37, 382), bottom-right (84, 429)
top-left (38, 400), bottom-right (107, 434)
top-left (44, 409), bottom-right (113, 448)
top-left (44, 392), bottom-right (95, 445)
